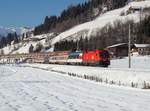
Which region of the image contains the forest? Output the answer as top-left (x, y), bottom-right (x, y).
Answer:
top-left (34, 0), bottom-right (128, 35)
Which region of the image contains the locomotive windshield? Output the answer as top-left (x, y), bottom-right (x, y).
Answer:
top-left (99, 51), bottom-right (109, 58)
top-left (68, 52), bottom-right (82, 59)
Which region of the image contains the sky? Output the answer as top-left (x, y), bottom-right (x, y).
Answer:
top-left (0, 0), bottom-right (87, 28)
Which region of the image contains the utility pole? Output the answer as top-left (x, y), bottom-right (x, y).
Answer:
top-left (128, 24), bottom-right (131, 68)
top-left (77, 39), bottom-right (79, 51)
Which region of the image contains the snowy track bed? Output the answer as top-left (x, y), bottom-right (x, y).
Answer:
top-left (0, 65), bottom-right (150, 111)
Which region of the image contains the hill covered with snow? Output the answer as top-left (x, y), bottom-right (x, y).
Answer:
top-left (51, 0), bottom-right (150, 46)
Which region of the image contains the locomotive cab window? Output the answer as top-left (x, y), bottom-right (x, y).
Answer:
top-left (68, 55), bottom-right (79, 59)
top-left (100, 51), bottom-right (109, 58)
top-left (69, 52), bottom-right (82, 59)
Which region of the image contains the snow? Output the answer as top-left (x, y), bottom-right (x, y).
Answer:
top-left (1, 1), bottom-right (150, 110)
top-left (1, 42), bottom-right (34, 54)
top-left (134, 44), bottom-right (150, 48)
top-left (18, 55), bottom-right (150, 89)
top-left (1, 37), bottom-right (46, 55)
top-left (29, 33), bottom-right (48, 40)
top-left (12, 42), bottom-right (37, 54)
top-left (111, 55), bottom-right (150, 69)
top-left (0, 26), bottom-right (31, 37)
top-left (129, 0), bottom-right (150, 9)
top-left (0, 65), bottom-right (150, 111)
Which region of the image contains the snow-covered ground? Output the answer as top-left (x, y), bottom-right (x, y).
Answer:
top-left (1, 36), bottom-right (46, 54)
top-left (0, 65), bottom-right (150, 111)
top-left (111, 55), bottom-right (150, 69)
top-left (18, 55), bottom-right (150, 89)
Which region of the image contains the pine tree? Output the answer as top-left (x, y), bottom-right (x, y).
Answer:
top-left (29, 44), bottom-right (34, 53)
top-left (14, 32), bottom-right (19, 44)
top-left (1, 37), bottom-right (7, 47)
top-left (35, 42), bottom-right (43, 52)
top-left (0, 49), bottom-right (4, 55)
top-left (7, 33), bottom-right (14, 45)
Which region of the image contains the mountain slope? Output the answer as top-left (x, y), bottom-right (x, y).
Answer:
top-left (51, 0), bottom-right (150, 46)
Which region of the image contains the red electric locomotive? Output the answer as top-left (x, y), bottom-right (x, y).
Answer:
top-left (82, 50), bottom-right (110, 67)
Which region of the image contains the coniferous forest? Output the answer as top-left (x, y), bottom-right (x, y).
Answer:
top-left (0, 32), bottom-right (19, 48)
top-left (34, 0), bottom-right (128, 35)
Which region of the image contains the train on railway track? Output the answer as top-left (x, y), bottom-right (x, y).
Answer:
top-left (0, 49), bottom-right (110, 67)
top-left (34, 49), bottom-right (110, 67)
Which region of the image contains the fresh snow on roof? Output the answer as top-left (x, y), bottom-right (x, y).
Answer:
top-left (135, 44), bottom-right (150, 48)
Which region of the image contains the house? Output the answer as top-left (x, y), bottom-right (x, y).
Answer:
top-left (106, 43), bottom-right (129, 58)
top-left (134, 44), bottom-right (150, 55)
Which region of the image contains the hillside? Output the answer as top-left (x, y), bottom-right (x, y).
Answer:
top-left (0, 0), bottom-right (150, 54)
top-left (51, 0), bottom-right (150, 45)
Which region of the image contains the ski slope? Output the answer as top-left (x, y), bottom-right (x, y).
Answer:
top-left (0, 65), bottom-right (150, 111)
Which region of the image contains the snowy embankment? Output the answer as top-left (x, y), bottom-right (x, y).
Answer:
top-left (0, 65), bottom-right (150, 111)
top-left (20, 56), bottom-right (150, 89)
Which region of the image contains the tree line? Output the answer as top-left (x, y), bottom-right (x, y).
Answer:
top-left (0, 32), bottom-right (19, 49)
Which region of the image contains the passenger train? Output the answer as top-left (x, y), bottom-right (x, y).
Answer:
top-left (1, 49), bottom-right (110, 67)
top-left (43, 49), bottom-right (110, 67)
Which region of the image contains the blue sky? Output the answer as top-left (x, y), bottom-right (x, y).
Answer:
top-left (0, 0), bottom-right (87, 27)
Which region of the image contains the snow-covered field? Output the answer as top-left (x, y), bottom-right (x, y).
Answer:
top-left (19, 56), bottom-right (150, 89)
top-left (111, 56), bottom-right (150, 70)
top-left (0, 65), bottom-right (150, 111)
